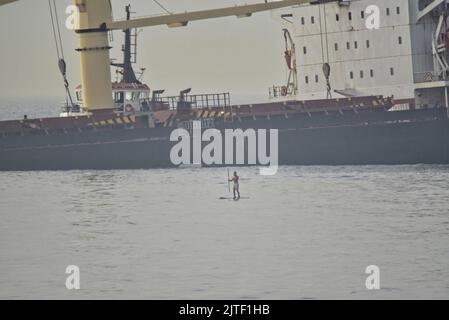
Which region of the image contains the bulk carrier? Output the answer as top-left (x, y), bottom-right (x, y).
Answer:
top-left (1, 0), bottom-right (449, 171)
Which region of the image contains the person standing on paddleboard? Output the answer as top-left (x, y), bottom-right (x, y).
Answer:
top-left (229, 171), bottom-right (240, 200)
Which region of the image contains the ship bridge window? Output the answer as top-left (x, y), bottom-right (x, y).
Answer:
top-left (125, 91), bottom-right (134, 101)
top-left (132, 92), bottom-right (141, 101)
top-left (115, 91), bottom-right (124, 103)
top-left (140, 91), bottom-right (149, 99)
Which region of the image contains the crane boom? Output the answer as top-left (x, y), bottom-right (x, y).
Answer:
top-left (108, 0), bottom-right (307, 30)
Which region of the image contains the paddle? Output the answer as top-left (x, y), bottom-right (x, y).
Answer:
top-left (227, 168), bottom-right (231, 193)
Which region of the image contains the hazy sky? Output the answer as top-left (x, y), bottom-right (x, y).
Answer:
top-left (0, 0), bottom-right (289, 102)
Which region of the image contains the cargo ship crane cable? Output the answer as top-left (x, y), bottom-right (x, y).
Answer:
top-left (318, 4), bottom-right (325, 68)
top-left (323, 4), bottom-right (331, 99)
top-left (318, 2), bottom-right (332, 99)
top-left (283, 29), bottom-right (297, 96)
top-left (152, 0), bottom-right (171, 14)
top-left (48, 0), bottom-right (75, 110)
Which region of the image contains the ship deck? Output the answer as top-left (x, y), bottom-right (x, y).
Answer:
top-left (0, 96), bottom-right (393, 137)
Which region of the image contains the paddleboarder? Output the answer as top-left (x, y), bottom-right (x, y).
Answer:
top-left (229, 171), bottom-right (240, 200)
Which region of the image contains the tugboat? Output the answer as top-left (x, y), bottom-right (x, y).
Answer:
top-left (0, 0), bottom-right (448, 171)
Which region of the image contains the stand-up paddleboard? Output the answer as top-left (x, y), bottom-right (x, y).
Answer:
top-left (219, 196), bottom-right (250, 200)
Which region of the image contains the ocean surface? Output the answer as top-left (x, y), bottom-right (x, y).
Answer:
top-left (1, 99), bottom-right (449, 299)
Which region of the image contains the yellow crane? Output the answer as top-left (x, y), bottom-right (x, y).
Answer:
top-left (1, 0), bottom-right (309, 112)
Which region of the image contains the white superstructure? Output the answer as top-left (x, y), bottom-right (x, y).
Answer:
top-left (272, 0), bottom-right (449, 109)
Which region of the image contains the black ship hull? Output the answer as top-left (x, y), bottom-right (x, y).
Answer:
top-left (1, 108), bottom-right (449, 171)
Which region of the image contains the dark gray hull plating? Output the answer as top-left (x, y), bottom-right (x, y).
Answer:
top-left (1, 108), bottom-right (448, 171)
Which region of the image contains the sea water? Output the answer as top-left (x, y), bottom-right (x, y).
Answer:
top-left (0, 98), bottom-right (449, 299)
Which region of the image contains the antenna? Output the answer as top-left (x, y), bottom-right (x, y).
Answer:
top-left (110, 5), bottom-right (141, 84)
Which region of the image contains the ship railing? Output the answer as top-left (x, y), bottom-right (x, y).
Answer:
top-left (143, 92), bottom-right (231, 110)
